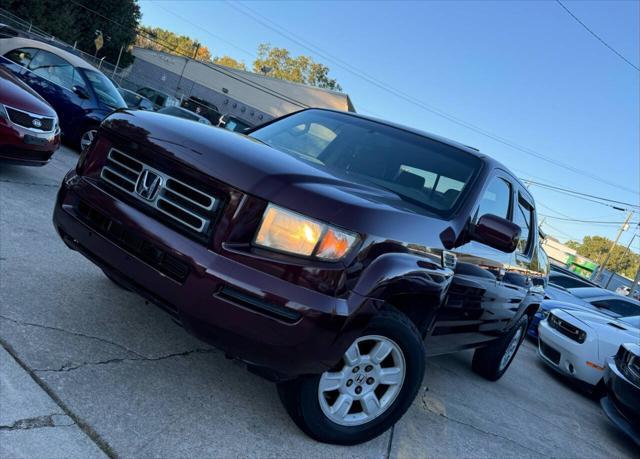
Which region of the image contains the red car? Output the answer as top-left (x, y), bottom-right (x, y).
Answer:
top-left (0, 67), bottom-right (59, 166)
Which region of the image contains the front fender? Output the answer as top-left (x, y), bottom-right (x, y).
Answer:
top-left (352, 252), bottom-right (453, 305)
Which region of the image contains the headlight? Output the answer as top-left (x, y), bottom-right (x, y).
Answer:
top-left (0, 103), bottom-right (8, 122)
top-left (254, 204), bottom-right (358, 260)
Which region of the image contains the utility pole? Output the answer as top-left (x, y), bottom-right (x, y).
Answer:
top-left (631, 265), bottom-right (640, 298)
top-left (595, 212), bottom-right (632, 283)
top-left (604, 232), bottom-right (636, 289)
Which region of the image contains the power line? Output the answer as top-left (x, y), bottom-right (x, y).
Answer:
top-left (539, 214), bottom-right (640, 225)
top-left (542, 221), bottom-right (581, 241)
top-left (152, 2), bottom-right (256, 59)
top-left (226, 0), bottom-right (639, 196)
top-left (555, 0), bottom-right (640, 72)
top-left (68, 0), bottom-right (310, 109)
top-left (521, 179), bottom-right (640, 210)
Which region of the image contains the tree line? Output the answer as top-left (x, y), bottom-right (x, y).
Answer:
top-left (1, 0), bottom-right (342, 91)
top-left (566, 235), bottom-right (639, 279)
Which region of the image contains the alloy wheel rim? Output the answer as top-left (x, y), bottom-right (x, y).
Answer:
top-left (318, 335), bottom-right (406, 426)
top-left (499, 326), bottom-right (524, 371)
top-left (80, 129), bottom-right (97, 151)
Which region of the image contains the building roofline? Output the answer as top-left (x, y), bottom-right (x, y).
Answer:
top-left (132, 46), bottom-right (350, 100)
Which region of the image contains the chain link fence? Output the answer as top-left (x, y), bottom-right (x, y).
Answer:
top-left (0, 8), bottom-right (241, 125)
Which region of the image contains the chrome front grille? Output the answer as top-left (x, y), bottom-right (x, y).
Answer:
top-left (6, 105), bottom-right (55, 132)
top-left (100, 148), bottom-right (217, 233)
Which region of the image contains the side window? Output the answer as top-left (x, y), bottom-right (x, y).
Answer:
top-left (27, 50), bottom-right (75, 90)
top-left (513, 195), bottom-right (534, 254)
top-left (4, 47), bottom-right (39, 67)
top-left (590, 299), bottom-right (640, 317)
top-left (475, 177), bottom-right (511, 221)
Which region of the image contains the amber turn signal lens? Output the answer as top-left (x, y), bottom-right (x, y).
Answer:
top-left (316, 228), bottom-right (357, 260)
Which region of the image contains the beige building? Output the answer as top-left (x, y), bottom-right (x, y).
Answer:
top-left (120, 47), bottom-right (355, 127)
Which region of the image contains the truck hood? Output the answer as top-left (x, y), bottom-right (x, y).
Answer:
top-left (102, 110), bottom-right (451, 245)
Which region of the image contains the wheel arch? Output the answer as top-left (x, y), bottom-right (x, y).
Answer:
top-left (350, 252), bottom-right (454, 336)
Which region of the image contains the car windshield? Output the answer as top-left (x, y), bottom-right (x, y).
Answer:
top-left (250, 110), bottom-right (482, 216)
top-left (120, 89), bottom-right (143, 107)
top-left (81, 69), bottom-right (126, 109)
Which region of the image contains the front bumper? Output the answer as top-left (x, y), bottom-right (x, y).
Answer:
top-left (601, 356), bottom-right (640, 444)
top-left (53, 172), bottom-right (375, 378)
top-left (537, 319), bottom-right (603, 387)
top-left (0, 124), bottom-right (59, 166)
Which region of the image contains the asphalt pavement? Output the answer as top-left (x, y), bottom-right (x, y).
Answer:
top-left (0, 145), bottom-right (636, 458)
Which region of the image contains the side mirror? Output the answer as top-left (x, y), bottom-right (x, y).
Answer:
top-left (472, 214), bottom-right (521, 253)
top-left (72, 85), bottom-right (89, 99)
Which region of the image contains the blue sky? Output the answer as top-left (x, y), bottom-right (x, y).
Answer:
top-left (139, 0), bottom-right (640, 252)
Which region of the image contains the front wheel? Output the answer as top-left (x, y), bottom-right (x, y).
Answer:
top-left (79, 128), bottom-right (97, 152)
top-left (472, 315), bottom-right (528, 381)
top-left (277, 307), bottom-right (425, 445)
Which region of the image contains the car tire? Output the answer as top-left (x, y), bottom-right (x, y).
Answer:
top-left (472, 315), bottom-right (528, 381)
top-left (277, 306), bottom-right (425, 445)
top-left (79, 127), bottom-right (98, 152)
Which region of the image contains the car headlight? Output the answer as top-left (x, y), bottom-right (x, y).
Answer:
top-left (0, 103), bottom-right (8, 122)
top-left (254, 204), bottom-right (358, 260)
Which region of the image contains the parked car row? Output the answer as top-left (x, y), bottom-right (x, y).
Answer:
top-left (527, 268), bottom-right (640, 445)
top-left (0, 34), bottom-right (253, 168)
top-left (0, 36), bottom-right (126, 155)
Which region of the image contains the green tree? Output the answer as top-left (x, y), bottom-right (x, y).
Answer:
top-left (253, 43), bottom-right (341, 91)
top-left (213, 55), bottom-right (246, 71)
top-left (136, 26), bottom-right (212, 61)
top-left (571, 235), bottom-right (639, 278)
top-left (1, 0), bottom-right (141, 67)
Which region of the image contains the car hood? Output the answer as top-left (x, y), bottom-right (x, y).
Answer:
top-left (564, 309), bottom-right (639, 333)
top-left (101, 110), bottom-right (451, 245)
top-left (540, 299), bottom-right (595, 313)
top-left (0, 67), bottom-right (56, 117)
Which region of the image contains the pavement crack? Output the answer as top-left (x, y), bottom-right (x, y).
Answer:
top-left (385, 423), bottom-right (395, 459)
top-left (0, 314), bottom-right (146, 358)
top-left (0, 179), bottom-right (59, 188)
top-left (34, 348), bottom-right (216, 373)
top-left (420, 388), bottom-right (544, 457)
top-left (0, 414), bottom-right (73, 431)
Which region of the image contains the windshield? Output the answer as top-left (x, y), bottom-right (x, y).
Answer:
top-left (250, 110), bottom-right (482, 216)
top-left (81, 69), bottom-right (126, 109)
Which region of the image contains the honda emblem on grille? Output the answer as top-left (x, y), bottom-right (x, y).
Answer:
top-left (32, 118), bottom-right (42, 128)
top-left (135, 169), bottom-right (162, 201)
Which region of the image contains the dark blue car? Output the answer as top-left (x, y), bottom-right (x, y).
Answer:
top-left (0, 37), bottom-right (126, 150)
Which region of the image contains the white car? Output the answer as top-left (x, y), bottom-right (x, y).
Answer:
top-left (538, 308), bottom-right (640, 388)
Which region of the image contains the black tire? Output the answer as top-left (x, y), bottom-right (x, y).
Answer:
top-left (277, 306), bottom-right (425, 445)
top-left (78, 127), bottom-right (98, 152)
top-left (472, 315), bottom-right (528, 381)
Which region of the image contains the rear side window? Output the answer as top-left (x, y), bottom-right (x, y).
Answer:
top-left (475, 177), bottom-right (511, 220)
top-left (4, 47), bottom-right (39, 67)
top-left (590, 299), bottom-right (640, 317)
top-left (549, 274), bottom-right (590, 289)
top-left (513, 195), bottom-right (534, 254)
top-left (27, 50), bottom-right (75, 90)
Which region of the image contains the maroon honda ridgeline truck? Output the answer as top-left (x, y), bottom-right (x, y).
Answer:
top-left (53, 108), bottom-right (547, 445)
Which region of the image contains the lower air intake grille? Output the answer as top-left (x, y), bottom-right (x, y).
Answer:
top-left (77, 201), bottom-right (190, 282)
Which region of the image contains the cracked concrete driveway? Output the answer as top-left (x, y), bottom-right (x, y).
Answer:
top-left (1, 146), bottom-right (636, 458)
